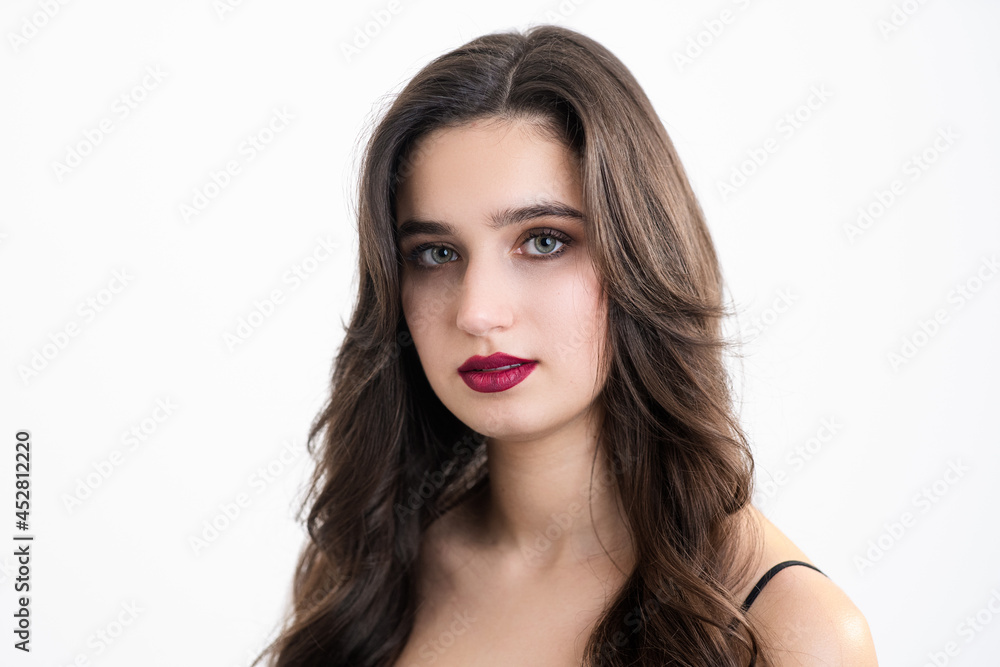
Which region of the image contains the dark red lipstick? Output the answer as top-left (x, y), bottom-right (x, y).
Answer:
top-left (458, 352), bottom-right (537, 393)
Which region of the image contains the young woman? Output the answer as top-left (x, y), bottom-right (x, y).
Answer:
top-left (256, 24), bottom-right (878, 667)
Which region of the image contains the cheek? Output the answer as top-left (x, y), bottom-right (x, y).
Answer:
top-left (400, 276), bottom-right (451, 361)
top-left (536, 270), bottom-right (605, 363)
top-left (400, 278), bottom-right (421, 349)
top-left (400, 276), bottom-right (430, 338)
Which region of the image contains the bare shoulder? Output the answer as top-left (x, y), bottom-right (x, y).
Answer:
top-left (747, 563), bottom-right (878, 665)
top-left (741, 507), bottom-right (879, 666)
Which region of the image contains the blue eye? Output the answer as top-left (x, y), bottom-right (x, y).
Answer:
top-left (525, 234), bottom-right (562, 256)
top-left (425, 246), bottom-right (457, 265)
top-left (403, 228), bottom-right (573, 270)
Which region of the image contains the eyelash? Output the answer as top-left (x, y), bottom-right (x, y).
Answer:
top-left (403, 228), bottom-right (574, 270)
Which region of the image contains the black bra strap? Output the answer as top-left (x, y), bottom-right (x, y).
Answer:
top-left (741, 560), bottom-right (826, 612)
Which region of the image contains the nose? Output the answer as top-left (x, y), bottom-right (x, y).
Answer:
top-left (454, 252), bottom-right (515, 337)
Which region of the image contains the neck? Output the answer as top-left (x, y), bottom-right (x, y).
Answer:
top-left (471, 405), bottom-right (633, 574)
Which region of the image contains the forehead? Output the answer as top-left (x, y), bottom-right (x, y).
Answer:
top-left (395, 119), bottom-right (582, 224)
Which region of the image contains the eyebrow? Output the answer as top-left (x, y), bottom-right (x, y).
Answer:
top-left (396, 200), bottom-right (585, 242)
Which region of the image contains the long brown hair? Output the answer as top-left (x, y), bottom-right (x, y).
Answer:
top-left (255, 23), bottom-right (771, 666)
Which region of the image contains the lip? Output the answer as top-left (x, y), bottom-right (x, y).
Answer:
top-left (458, 352), bottom-right (534, 372)
top-left (458, 352), bottom-right (537, 393)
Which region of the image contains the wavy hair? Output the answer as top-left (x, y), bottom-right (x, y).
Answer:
top-left (255, 23), bottom-right (771, 667)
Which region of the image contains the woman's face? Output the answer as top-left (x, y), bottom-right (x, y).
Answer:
top-left (395, 117), bottom-right (607, 442)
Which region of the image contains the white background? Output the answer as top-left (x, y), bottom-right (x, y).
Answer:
top-left (2, 1), bottom-right (998, 665)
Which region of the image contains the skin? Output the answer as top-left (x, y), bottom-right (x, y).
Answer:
top-left (397, 117), bottom-right (628, 572)
top-left (392, 117), bottom-right (878, 666)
